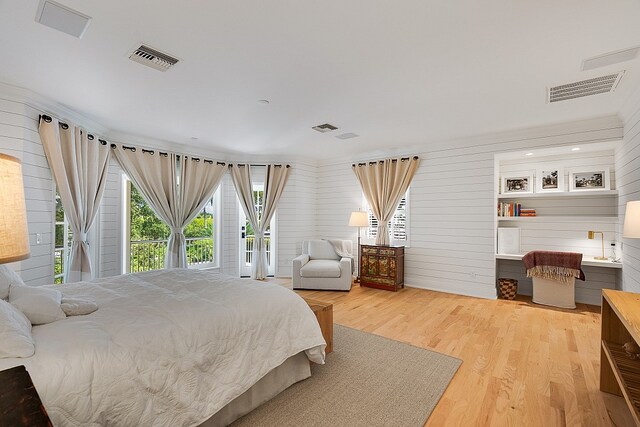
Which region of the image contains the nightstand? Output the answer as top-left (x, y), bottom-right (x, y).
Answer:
top-left (0, 365), bottom-right (52, 426)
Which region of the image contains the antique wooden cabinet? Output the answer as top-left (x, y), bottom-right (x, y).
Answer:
top-left (360, 245), bottom-right (404, 291)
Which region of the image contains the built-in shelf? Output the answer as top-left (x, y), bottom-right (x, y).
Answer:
top-left (497, 215), bottom-right (618, 222)
top-left (495, 253), bottom-right (622, 269)
top-left (601, 290), bottom-right (640, 425)
top-left (601, 341), bottom-right (640, 423)
top-left (498, 190), bottom-right (618, 199)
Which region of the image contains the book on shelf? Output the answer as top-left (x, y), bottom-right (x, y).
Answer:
top-left (497, 202), bottom-right (536, 217)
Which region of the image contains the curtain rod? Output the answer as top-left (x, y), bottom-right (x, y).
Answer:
top-left (39, 114), bottom-right (108, 146)
top-left (229, 164), bottom-right (291, 168)
top-left (109, 144), bottom-right (225, 165)
top-left (352, 155), bottom-right (419, 167)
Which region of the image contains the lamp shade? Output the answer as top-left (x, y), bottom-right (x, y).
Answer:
top-left (623, 201), bottom-right (640, 239)
top-left (0, 153), bottom-right (30, 263)
top-left (348, 211), bottom-right (368, 227)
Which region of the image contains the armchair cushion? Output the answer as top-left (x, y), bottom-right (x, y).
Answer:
top-left (308, 240), bottom-right (339, 260)
top-left (300, 260), bottom-right (341, 278)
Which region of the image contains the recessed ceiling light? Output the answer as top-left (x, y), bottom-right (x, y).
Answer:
top-left (571, 147), bottom-right (580, 151)
top-left (190, 137), bottom-right (198, 140)
top-left (257, 99), bottom-right (270, 105)
top-left (525, 153), bottom-right (533, 156)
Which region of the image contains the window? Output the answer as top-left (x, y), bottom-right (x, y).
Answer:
top-left (54, 190), bottom-right (72, 284)
top-left (125, 180), bottom-right (220, 273)
top-left (365, 191), bottom-right (409, 245)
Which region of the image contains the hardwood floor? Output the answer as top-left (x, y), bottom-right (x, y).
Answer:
top-left (292, 284), bottom-right (634, 427)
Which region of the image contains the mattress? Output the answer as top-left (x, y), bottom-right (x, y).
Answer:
top-left (0, 269), bottom-right (326, 426)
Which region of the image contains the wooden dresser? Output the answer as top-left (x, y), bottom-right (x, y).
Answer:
top-left (600, 289), bottom-right (640, 425)
top-left (360, 245), bottom-right (404, 291)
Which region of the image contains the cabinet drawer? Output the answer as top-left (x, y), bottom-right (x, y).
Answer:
top-left (379, 248), bottom-right (397, 256)
top-left (362, 246), bottom-right (379, 255)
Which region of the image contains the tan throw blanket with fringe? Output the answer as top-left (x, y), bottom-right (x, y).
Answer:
top-left (522, 251), bottom-right (585, 284)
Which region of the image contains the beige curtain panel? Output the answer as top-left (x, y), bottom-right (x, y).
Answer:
top-left (230, 164), bottom-right (291, 280)
top-left (352, 156), bottom-right (420, 245)
top-left (168, 156), bottom-right (226, 268)
top-left (39, 116), bottom-right (111, 282)
top-left (114, 148), bottom-right (225, 269)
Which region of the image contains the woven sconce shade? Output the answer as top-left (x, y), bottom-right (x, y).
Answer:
top-left (0, 153), bottom-right (30, 263)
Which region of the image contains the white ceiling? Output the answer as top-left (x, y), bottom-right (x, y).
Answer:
top-left (1, 0), bottom-right (640, 159)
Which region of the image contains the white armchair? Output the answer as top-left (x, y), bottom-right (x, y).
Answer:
top-left (292, 240), bottom-right (353, 291)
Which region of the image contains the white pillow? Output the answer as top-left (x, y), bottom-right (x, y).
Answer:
top-left (0, 265), bottom-right (25, 300)
top-left (9, 283), bottom-right (66, 325)
top-left (0, 299), bottom-right (35, 358)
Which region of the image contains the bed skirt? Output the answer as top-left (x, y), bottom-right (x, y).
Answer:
top-left (199, 352), bottom-right (311, 426)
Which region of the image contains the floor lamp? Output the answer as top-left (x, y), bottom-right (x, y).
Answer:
top-left (0, 153), bottom-right (31, 264)
top-left (348, 211), bottom-right (368, 283)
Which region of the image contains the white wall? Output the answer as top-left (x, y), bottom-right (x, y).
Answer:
top-left (0, 97), bottom-right (54, 285)
top-left (316, 116), bottom-right (623, 299)
top-left (99, 158), bottom-right (123, 278)
top-left (617, 89), bottom-right (640, 293)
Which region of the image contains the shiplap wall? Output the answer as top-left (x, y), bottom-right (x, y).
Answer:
top-left (99, 158), bottom-right (123, 278)
top-left (316, 116), bottom-right (624, 299)
top-left (276, 162), bottom-right (317, 277)
top-left (221, 173), bottom-right (239, 276)
top-left (0, 97), bottom-right (54, 285)
top-left (617, 90), bottom-right (640, 293)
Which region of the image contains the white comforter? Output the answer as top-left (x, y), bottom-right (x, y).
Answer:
top-left (0, 269), bottom-right (326, 426)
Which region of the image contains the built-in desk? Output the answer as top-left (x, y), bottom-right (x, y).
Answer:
top-left (495, 253), bottom-right (622, 269)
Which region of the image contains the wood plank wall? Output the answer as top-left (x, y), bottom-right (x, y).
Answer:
top-left (618, 90), bottom-right (640, 293)
top-left (0, 97), bottom-right (54, 285)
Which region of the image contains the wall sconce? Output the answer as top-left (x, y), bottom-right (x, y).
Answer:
top-left (587, 231), bottom-right (607, 260)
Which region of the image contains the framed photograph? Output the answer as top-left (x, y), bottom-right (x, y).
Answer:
top-left (536, 167), bottom-right (564, 193)
top-left (569, 167), bottom-right (610, 192)
top-left (501, 174), bottom-right (533, 195)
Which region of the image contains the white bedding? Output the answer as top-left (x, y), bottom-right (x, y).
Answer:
top-left (0, 269), bottom-right (326, 426)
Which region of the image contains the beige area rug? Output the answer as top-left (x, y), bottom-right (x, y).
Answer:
top-left (232, 325), bottom-right (462, 427)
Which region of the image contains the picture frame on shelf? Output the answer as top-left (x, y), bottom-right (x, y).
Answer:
top-left (569, 167), bottom-right (611, 192)
top-left (536, 167), bottom-right (564, 193)
top-left (501, 173), bottom-right (533, 195)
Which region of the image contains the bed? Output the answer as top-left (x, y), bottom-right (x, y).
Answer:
top-left (0, 269), bottom-right (326, 426)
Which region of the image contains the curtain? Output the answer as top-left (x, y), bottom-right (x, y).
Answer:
top-left (38, 117), bottom-right (111, 282)
top-left (352, 156), bottom-right (420, 245)
top-left (168, 157), bottom-right (226, 267)
top-left (230, 164), bottom-right (291, 280)
top-left (113, 148), bottom-right (225, 269)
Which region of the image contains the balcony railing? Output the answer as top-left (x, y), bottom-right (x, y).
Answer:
top-left (54, 247), bottom-right (65, 284)
top-left (243, 235), bottom-right (271, 266)
top-left (129, 237), bottom-right (215, 273)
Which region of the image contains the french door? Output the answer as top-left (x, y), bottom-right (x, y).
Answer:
top-left (239, 181), bottom-right (276, 277)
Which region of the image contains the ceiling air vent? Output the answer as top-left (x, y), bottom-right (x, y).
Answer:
top-left (129, 45), bottom-right (179, 72)
top-left (548, 72), bottom-right (624, 103)
top-left (312, 123), bottom-right (338, 133)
